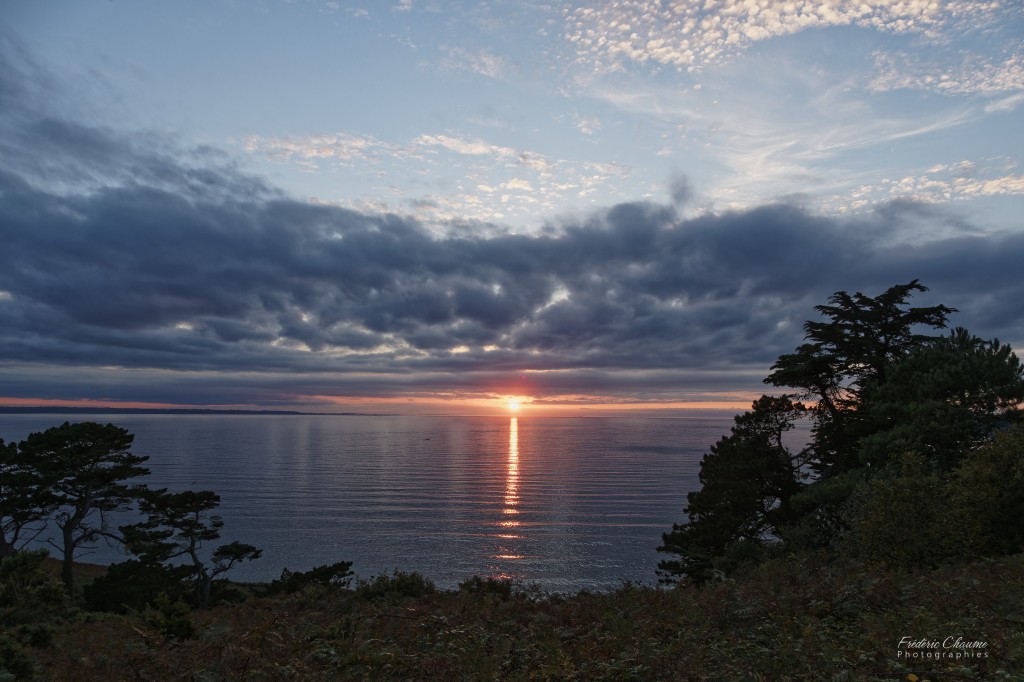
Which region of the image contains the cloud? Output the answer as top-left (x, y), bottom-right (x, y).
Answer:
top-left (237, 128), bottom-right (646, 227)
top-left (581, 42), bottom-right (1019, 218)
top-left (563, 0), bottom-right (1009, 74)
top-left (573, 113), bottom-right (601, 135)
top-left (242, 132), bottom-right (399, 164)
top-left (824, 158), bottom-right (1024, 213)
top-left (985, 93), bottom-right (1024, 114)
top-left (243, 131), bottom-right (526, 170)
top-left (414, 133), bottom-right (516, 157)
top-left (870, 51), bottom-right (1024, 95)
top-left (503, 178), bottom-right (533, 191)
top-left (440, 46), bottom-right (512, 80)
top-left (3, 109), bottom-right (1024, 408)
top-left (697, 97), bottom-right (981, 211)
top-left (3, 36), bottom-right (1024, 409)
top-left (669, 172), bottom-right (694, 207)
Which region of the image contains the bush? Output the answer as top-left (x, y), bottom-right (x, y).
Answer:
top-left (945, 424), bottom-right (1024, 557)
top-left (0, 550), bottom-right (68, 680)
top-left (843, 452), bottom-right (950, 568)
top-left (355, 571), bottom-right (436, 601)
top-left (192, 579), bottom-right (248, 610)
top-left (83, 560), bottom-right (191, 614)
top-left (145, 592), bottom-right (195, 640)
top-left (269, 561), bottom-right (354, 595)
top-left (457, 575), bottom-right (514, 600)
top-left (0, 633), bottom-right (35, 681)
top-left (844, 425), bottom-right (1024, 569)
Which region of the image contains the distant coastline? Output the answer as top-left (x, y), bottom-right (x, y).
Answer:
top-left (0, 407), bottom-right (387, 416)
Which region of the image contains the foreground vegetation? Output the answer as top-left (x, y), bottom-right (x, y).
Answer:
top-left (2, 552), bottom-right (1022, 680)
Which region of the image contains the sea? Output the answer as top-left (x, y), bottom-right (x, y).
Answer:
top-left (0, 412), bottom-right (742, 592)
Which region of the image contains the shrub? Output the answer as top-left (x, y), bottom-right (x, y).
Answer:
top-left (844, 425), bottom-right (1024, 569)
top-left (0, 550), bottom-right (68, 679)
top-left (843, 452), bottom-right (950, 568)
top-left (83, 560), bottom-right (191, 614)
top-left (457, 575), bottom-right (514, 600)
top-left (269, 561), bottom-right (354, 595)
top-left (355, 571), bottom-right (436, 601)
top-left (145, 592), bottom-right (195, 640)
top-left (945, 424), bottom-right (1024, 557)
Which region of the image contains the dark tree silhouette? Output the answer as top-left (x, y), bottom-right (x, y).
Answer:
top-left (764, 279), bottom-right (956, 473)
top-left (17, 422), bottom-right (149, 593)
top-left (661, 281), bottom-right (1024, 582)
top-left (0, 439), bottom-right (55, 560)
top-left (124, 489), bottom-right (261, 608)
top-left (858, 326), bottom-right (1024, 470)
top-left (658, 396), bottom-right (806, 582)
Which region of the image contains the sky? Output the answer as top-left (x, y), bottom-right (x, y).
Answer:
top-left (1, 0), bottom-right (1023, 415)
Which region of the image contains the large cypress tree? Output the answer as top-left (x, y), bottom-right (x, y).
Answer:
top-left (764, 280), bottom-right (956, 474)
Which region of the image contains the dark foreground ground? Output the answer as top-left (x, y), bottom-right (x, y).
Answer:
top-left (23, 553), bottom-right (1024, 681)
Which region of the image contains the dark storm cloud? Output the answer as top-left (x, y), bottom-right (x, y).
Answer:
top-left (3, 45), bottom-right (1024, 406)
top-left (1, 173), bottom-right (813, 374)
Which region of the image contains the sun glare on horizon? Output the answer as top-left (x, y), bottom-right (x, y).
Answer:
top-left (506, 398), bottom-right (521, 413)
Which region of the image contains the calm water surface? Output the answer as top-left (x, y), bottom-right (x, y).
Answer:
top-left (0, 413), bottom-right (737, 592)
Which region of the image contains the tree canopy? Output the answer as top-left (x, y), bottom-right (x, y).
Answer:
top-left (658, 396), bottom-right (806, 582)
top-left (0, 439), bottom-right (53, 560)
top-left (764, 279), bottom-right (957, 473)
top-left (660, 281), bottom-right (1024, 583)
top-left (858, 326), bottom-right (1024, 470)
top-left (123, 488), bottom-right (262, 608)
top-left (16, 422), bottom-right (149, 593)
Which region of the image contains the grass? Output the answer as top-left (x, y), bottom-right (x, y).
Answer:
top-left (25, 553), bottom-right (1024, 681)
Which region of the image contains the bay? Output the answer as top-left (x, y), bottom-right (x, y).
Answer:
top-left (0, 412), bottom-right (737, 592)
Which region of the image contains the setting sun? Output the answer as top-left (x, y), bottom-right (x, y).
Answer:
top-left (507, 398), bottom-right (521, 413)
